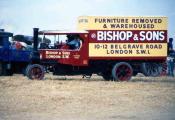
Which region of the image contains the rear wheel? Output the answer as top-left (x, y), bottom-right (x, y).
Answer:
top-left (141, 62), bottom-right (162, 77)
top-left (112, 62), bottom-right (133, 81)
top-left (26, 64), bottom-right (45, 80)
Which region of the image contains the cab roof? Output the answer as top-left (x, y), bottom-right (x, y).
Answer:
top-left (39, 30), bottom-right (88, 35)
top-left (0, 31), bottom-right (13, 37)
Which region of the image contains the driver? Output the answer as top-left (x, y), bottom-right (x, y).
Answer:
top-left (67, 34), bottom-right (82, 50)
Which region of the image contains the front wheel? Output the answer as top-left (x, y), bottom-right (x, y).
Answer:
top-left (26, 64), bottom-right (45, 80)
top-left (112, 62), bottom-right (133, 81)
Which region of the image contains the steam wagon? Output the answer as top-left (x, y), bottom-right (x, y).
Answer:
top-left (26, 16), bottom-right (167, 81)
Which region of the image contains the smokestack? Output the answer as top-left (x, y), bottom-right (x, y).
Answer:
top-left (33, 28), bottom-right (39, 51)
top-left (32, 28), bottom-right (40, 63)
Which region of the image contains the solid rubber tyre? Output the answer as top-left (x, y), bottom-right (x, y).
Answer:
top-left (112, 62), bottom-right (133, 81)
top-left (26, 64), bottom-right (45, 80)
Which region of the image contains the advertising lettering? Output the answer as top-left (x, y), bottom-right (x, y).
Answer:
top-left (77, 16), bottom-right (167, 30)
top-left (89, 43), bottom-right (167, 57)
top-left (96, 31), bottom-right (165, 41)
top-left (77, 16), bottom-right (167, 57)
top-left (45, 51), bottom-right (70, 59)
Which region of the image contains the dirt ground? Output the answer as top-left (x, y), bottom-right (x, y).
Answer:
top-left (0, 74), bottom-right (175, 120)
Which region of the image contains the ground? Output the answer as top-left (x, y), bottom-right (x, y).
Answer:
top-left (0, 74), bottom-right (175, 120)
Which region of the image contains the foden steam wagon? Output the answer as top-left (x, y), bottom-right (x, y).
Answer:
top-left (26, 16), bottom-right (167, 81)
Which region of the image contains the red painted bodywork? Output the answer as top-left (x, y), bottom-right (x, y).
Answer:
top-left (38, 30), bottom-right (167, 66)
top-left (39, 32), bottom-right (89, 66)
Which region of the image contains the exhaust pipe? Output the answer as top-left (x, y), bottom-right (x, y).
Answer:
top-left (33, 28), bottom-right (39, 52)
top-left (31, 28), bottom-right (40, 63)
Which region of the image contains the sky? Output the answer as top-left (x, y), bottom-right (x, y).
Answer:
top-left (0, 0), bottom-right (175, 38)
